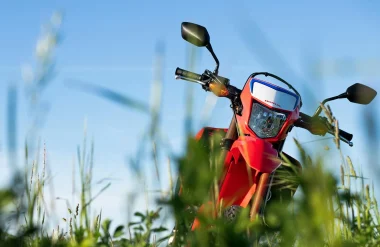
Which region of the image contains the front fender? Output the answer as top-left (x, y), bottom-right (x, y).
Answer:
top-left (225, 136), bottom-right (281, 173)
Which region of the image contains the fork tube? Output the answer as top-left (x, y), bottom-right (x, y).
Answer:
top-left (222, 114), bottom-right (238, 149)
top-left (250, 172), bottom-right (270, 220)
top-left (218, 114), bottom-right (238, 188)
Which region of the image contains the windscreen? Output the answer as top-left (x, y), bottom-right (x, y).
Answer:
top-left (249, 78), bottom-right (299, 111)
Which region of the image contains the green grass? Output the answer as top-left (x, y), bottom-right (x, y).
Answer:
top-left (1, 11), bottom-right (379, 247)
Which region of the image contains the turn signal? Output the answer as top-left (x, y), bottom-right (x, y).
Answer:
top-left (209, 82), bottom-right (229, 97)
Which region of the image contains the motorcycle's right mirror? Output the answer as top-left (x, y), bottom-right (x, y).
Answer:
top-left (345, 83), bottom-right (377, 105)
top-left (313, 83), bottom-right (377, 117)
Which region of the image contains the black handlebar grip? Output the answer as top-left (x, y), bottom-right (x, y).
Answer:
top-left (175, 67), bottom-right (202, 81)
top-left (338, 129), bottom-right (353, 141)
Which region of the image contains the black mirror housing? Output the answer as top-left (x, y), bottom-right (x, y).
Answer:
top-left (346, 83), bottom-right (377, 105)
top-left (181, 22), bottom-right (210, 47)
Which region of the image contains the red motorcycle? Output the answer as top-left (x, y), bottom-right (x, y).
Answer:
top-left (169, 22), bottom-right (377, 242)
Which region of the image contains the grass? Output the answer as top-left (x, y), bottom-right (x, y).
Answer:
top-left (1, 11), bottom-right (380, 247)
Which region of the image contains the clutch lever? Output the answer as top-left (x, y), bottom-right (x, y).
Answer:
top-left (175, 75), bottom-right (207, 86)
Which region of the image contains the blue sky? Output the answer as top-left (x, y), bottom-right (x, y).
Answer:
top-left (1, 0), bottom-right (380, 232)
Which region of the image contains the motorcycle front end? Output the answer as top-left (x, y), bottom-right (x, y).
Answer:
top-left (168, 21), bottom-right (377, 246)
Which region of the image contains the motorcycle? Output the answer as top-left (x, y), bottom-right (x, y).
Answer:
top-left (168, 22), bottom-right (377, 244)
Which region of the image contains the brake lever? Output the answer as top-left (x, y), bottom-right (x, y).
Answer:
top-left (341, 137), bottom-right (354, 147)
top-left (321, 117), bottom-right (354, 146)
top-left (327, 129), bottom-right (354, 147)
top-left (317, 116), bottom-right (354, 147)
top-left (297, 114), bottom-right (353, 147)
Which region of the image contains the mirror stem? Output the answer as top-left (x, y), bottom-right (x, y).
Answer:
top-left (312, 93), bottom-right (347, 117)
top-left (206, 44), bottom-right (220, 75)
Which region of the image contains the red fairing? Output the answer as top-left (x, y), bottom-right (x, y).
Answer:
top-left (236, 76), bottom-right (300, 142)
top-left (216, 136), bottom-right (280, 207)
top-left (217, 158), bottom-right (258, 207)
top-left (225, 136), bottom-right (280, 173)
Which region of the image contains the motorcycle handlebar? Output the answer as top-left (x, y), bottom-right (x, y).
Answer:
top-left (295, 112), bottom-right (353, 144)
top-left (336, 129), bottom-right (353, 142)
top-left (174, 67), bottom-right (243, 115)
top-left (175, 67), bottom-right (202, 81)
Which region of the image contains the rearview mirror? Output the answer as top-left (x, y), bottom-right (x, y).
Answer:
top-left (346, 83), bottom-right (377, 105)
top-left (181, 22), bottom-right (220, 75)
top-left (313, 83), bottom-right (377, 117)
top-left (181, 22), bottom-right (210, 47)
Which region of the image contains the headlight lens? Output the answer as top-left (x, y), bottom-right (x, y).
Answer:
top-left (249, 103), bottom-right (287, 138)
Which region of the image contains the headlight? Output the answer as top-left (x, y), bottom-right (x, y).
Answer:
top-left (249, 103), bottom-right (287, 138)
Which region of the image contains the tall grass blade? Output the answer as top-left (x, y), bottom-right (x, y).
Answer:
top-left (65, 79), bottom-right (150, 113)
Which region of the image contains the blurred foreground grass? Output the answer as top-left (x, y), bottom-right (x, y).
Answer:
top-left (1, 11), bottom-right (380, 247)
top-left (1, 116), bottom-right (380, 246)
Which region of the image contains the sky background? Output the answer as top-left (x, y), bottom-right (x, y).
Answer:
top-left (0, 0), bottom-right (380, 233)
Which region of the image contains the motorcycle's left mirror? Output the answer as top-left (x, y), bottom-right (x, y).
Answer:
top-left (181, 22), bottom-right (210, 47)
